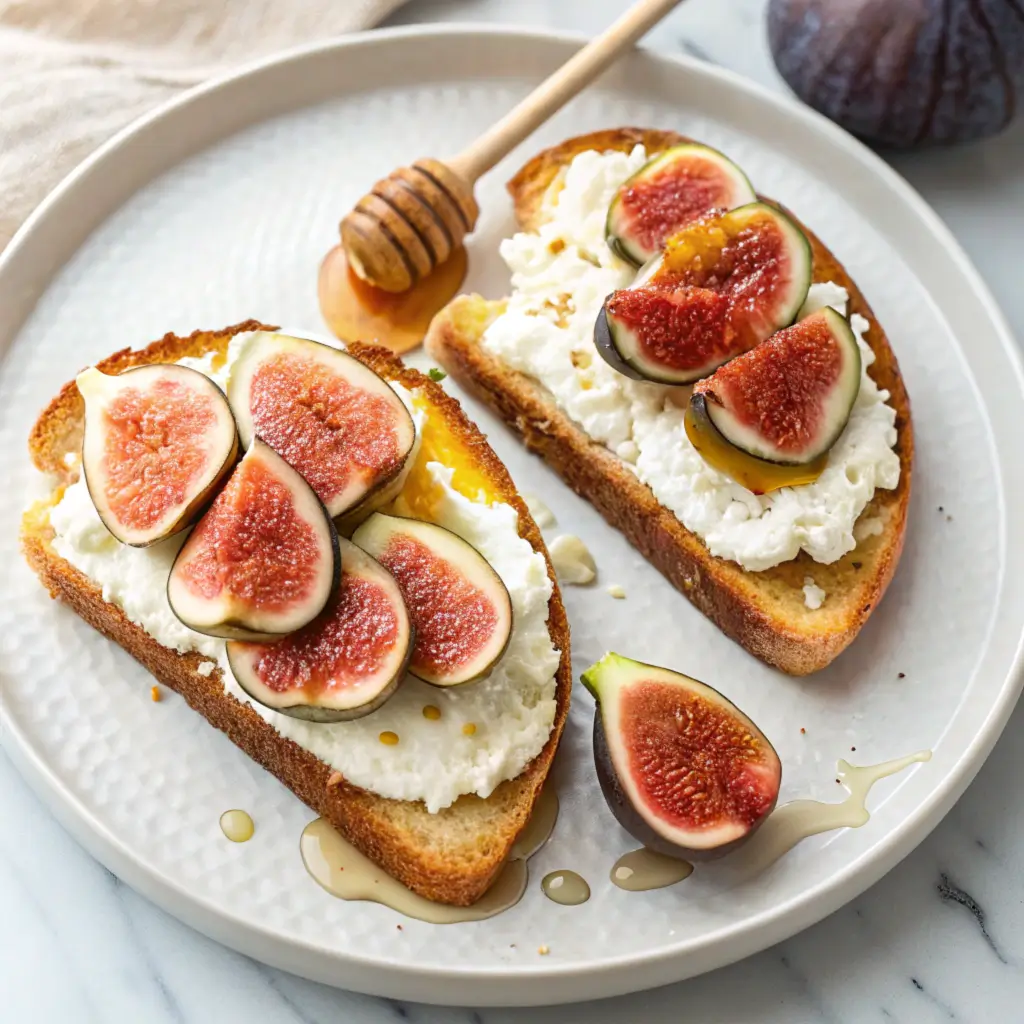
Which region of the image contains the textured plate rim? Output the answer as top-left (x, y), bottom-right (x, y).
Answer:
top-left (2, 23), bottom-right (1023, 1006)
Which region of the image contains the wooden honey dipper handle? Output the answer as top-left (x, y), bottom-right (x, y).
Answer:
top-left (341, 0), bottom-right (685, 293)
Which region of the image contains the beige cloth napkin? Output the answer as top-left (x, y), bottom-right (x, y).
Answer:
top-left (0, 0), bottom-right (407, 251)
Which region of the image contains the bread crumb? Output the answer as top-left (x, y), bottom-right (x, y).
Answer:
top-left (607, 584), bottom-right (626, 599)
top-left (150, 685), bottom-right (161, 702)
top-left (549, 534), bottom-right (596, 585)
top-left (196, 661), bottom-right (216, 677)
top-left (802, 577), bottom-right (826, 610)
top-left (538, 945), bottom-right (550, 956)
top-left (326, 771), bottom-right (343, 788)
top-left (523, 493), bottom-right (556, 530)
top-left (800, 727), bottom-right (806, 735)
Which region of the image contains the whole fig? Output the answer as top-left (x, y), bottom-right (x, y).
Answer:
top-left (767, 0), bottom-right (1024, 147)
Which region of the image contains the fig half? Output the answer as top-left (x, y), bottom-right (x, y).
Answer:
top-left (168, 439), bottom-right (340, 641)
top-left (606, 144), bottom-right (756, 266)
top-left (77, 364), bottom-right (238, 546)
top-left (595, 203), bottom-right (812, 385)
top-left (686, 307), bottom-right (862, 493)
top-left (226, 537), bottom-right (412, 723)
top-left (351, 513), bottom-right (513, 687)
top-left (583, 653), bottom-right (782, 860)
top-left (226, 332), bottom-right (416, 521)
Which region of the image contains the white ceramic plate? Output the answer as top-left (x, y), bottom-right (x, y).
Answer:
top-left (1, 25), bottom-right (1022, 1007)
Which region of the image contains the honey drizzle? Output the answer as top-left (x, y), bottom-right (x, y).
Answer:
top-left (300, 788), bottom-right (558, 924)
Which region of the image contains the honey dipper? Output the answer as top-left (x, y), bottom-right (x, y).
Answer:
top-left (340, 0), bottom-right (685, 293)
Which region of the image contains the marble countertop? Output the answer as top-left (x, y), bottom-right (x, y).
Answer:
top-left (4, 1), bottom-right (1024, 1021)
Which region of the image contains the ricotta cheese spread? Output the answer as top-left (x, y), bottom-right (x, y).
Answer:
top-left (481, 146), bottom-right (901, 572)
top-left (49, 332), bottom-right (560, 813)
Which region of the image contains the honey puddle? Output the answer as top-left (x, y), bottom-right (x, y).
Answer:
top-left (611, 848), bottom-right (693, 892)
top-left (541, 870), bottom-right (591, 906)
top-left (300, 788), bottom-right (558, 924)
top-left (318, 244), bottom-right (467, 355)
top-left (220, 809), bottom-right (254, 843)
top-left (733, 750), bottom-right (933, 874)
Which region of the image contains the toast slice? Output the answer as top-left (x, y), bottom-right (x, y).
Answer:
top-left (426, 128), bottom-right (913, 676)
top-left (21, 320), bottom-right (571, 906)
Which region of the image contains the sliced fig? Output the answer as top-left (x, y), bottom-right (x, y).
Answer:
top-left (606, 144), bottom-right (756, 266)
top-left (686, 307), bottom-right (862, 493)
top-left (168, 439), bottom-right (340, 641)
top-left (351, 513), bottom-right (512, 687)
top-left (226, 538), bottom-right (412, 722)
top-left (595, 203), bottom-right (812, 384)
top-left (595, 287), bottom-right (736, 385)
top-left (77, 364), bottom-right (238, 546)
top-left (582, 653), bottom-right (781, 860)
top-left (226, 332), bottom-right (416, 520)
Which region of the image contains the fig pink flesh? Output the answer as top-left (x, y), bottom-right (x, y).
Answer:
top-left (621, 680), bottom-right (777, 833)
top-left (607, 286), bottom-right (734, 372)
top-left (661, 216), bottom-right (795, 345)
top-left (102, 378), bottom-right (217, 530)
top-left (179, 457), bottom-right (321, 612)
top-left (694, 310), bottom-right (843, 455)
top-left (241, 575), bottom-right (401, 696)
top-left (618, 158), bottom-right (735, 254)
top-left (377, 534), bottom-right (498, 677)
top-left (248, 353), bottom-right (404, 508)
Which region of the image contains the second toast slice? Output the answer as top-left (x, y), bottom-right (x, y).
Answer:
top-left (427, 128), bottom-right (912, 676)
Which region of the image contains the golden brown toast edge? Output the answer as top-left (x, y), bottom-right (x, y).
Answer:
top-left (426, 128), bottom-right (912, 676)
top-left (21, 321), bottom-right (572, 906)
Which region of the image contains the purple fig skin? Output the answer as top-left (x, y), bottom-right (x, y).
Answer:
top-left (767, 0), bottom-right (1024, 148)
top-left (593, 303), bottom-right (648, 382)
top-left (593, 711), bottom-right (780, 863)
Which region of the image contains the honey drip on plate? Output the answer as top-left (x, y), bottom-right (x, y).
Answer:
top-left (607, 751), bottom-right (931, 893)
top-left (300, 788), bottom-right (558, 924)
top-left (611, 849), bottom-right (693, 892)
top-left (220, 809), bottom-right (254, 843)
top-left (732, 750), bottom-right (933, 874)
top-left (318, 245), bottom-right (467, 355)
top-left (541, 870), bottom-right (591, 906)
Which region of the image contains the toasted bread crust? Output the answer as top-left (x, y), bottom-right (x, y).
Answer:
top-left (427, 128), bottom-right (912, 676)
top-left (22, 322), bottom-right (571, 906)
